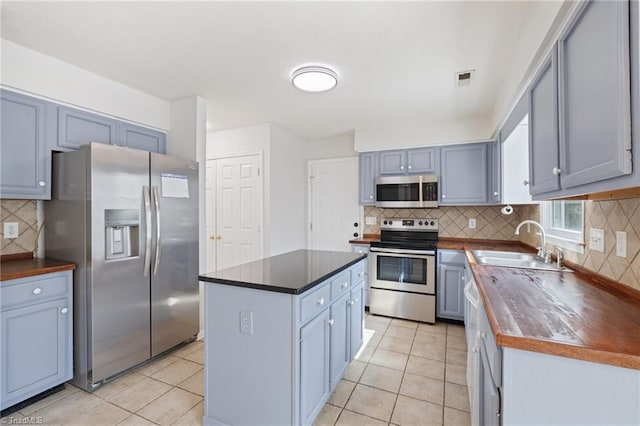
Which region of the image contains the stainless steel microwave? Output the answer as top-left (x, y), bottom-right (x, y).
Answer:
top-left (375, 175), bottom-right (438, 208)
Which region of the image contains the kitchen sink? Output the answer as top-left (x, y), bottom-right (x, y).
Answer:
top-left (472, 250), bottom-right (572, 272)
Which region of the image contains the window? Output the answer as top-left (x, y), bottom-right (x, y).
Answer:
top-left (540, 200), bottom-right (585, 253)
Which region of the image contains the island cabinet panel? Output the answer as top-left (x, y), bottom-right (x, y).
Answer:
top-left (202, 254), bottom-right (366, 426)
top-left (300, 310), bottom-right (330, 426)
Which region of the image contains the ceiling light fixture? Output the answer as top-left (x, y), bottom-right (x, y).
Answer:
top-left (291, 66), bottom-right (338, 92)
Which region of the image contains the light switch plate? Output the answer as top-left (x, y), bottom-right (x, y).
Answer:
top-left (616, 231), bottom-right (627, 258)
top-left (365, 216), bottom-right (377, 225)
top-left (589, 228), bottom-right (605, 252)
top-left (468, 218), bottom-right (476, 229)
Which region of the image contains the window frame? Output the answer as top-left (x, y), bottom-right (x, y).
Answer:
top-left (540, 200), bottom-right (585, 254)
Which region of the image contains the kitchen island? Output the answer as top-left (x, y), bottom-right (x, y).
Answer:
top-left (199, 249), bottom-right (367, 426)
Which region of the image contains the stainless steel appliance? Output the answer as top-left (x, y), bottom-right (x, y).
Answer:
top-left (375, 175), bottom-right (438, 208)
top-left (45, 143), bottom-right (199, 391)
top-left (369, 218), bottom-right (437, 323)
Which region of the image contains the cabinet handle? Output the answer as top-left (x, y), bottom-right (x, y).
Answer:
top-left (552, 167), bottom-right (562, 175)
top-left (400, 166), bottom-right (404, 170)
top-left (342, 282), bottom-right (348, 289)
top-left (38, 181), bottom-right (46, 187)
top-left (317, 297), bottom-right (325, 306)
top-left (473, 346), bottom-right (479, 353)
top-left (354, 298), bottom-right (359, 303)
top-left (481, 332), bottom-right (487, 338)
top-left (493, 191), bottom-right (498, 196)
top-left (61, 307), bottom-right (68, 314)
top-left (408, 165), bottom-right (412, 170)
top-left (369, 195), bottom-right (373, 199)
top-left (442, 195), bottom-right (446, 199)
top-left (358, 272), bottom-right (363, 277)
top-left (328, 319), bottom-right (335, 326)
top-left (523, 179), bottom-right (529, 186)
top-left (348, 300), bottom-right (355, 306)
top-left (32, 288), bottom-right (42, 295)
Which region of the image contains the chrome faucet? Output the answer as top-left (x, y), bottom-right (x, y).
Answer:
top-left (555, 247), bottom-right (564, 269)
top-left (514, 220), bottom-right (549, 263)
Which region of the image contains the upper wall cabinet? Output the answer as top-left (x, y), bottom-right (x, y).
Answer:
top-left (359, 152), bottom-right (377, 205)
top-left (491, 138), bottom-right (501, 203)
top-left (378, 147), bottom-right (436, 175)
top-left (528, 47), bottom-right (561, 195)
top-left (528, 0), bottom-right (633, 199)
top-left (440, 143), bottom-right (489, 205)
top-left (57, 106), bottom-right (118, 151)
top-left (557, 0), bottom-right (631, 188)
top-left (0, 90), bottom-right (53, 199)
top-left (120, 123), bottom-right (166, 154)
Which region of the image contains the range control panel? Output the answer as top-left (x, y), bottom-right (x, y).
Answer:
top-left (380, 218), bottom-right (438, 231)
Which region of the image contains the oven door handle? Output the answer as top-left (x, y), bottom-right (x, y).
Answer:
top-left (370, 247), bottom-right (436, 256)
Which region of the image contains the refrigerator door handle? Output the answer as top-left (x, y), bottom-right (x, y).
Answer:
top-left (143, 185), bottom-right (152, 276)
top-left (152, 186), bottom-right (161, 275)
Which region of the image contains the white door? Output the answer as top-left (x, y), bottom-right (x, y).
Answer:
top-left (308, 158), bottom-right (361, 252)
top-left (205, 160), bottom-right (217, 272)
top-left (216, 155), bottom-right (263, 270)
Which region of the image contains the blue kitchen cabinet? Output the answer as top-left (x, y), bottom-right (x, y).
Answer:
top-left (0, 271), bottom-right (73, 411)
top-left (440, 143), bottom-right (489, 205)
top-left (57, 105), bottom-right (118, 151)
top-left (437, 250), bottom-right (465, 321)
top-left (119, 122), bottom-right (167, 154)
top-left (528, 47), bottom-right (561, 196)
top-left (329, 292), bottom-right (350, 390)
top-left (359, 152), bottom-right (377, 205)
top-left (0, 90), bottom-right (53, 199)
top-left (491, 138), bottom-right (502, 203)
top-left (407, 147), bottom-right (437, 173)
top-left (378, 150), bottom-right (406, 175)
top-left (349, 282), bottom-right (365, 358)
top-left (557, 0), bottom-right (632, 189)
top-left (299, 309), bottom-right (330, 426)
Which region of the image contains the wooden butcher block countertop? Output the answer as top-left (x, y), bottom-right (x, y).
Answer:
top-left (1, 253), bottom-right (76, 281)
top-left (444, 238), bottom-right (640, 370)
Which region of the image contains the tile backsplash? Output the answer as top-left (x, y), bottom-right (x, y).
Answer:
top-left (517, 198), bottom-right (640, 292)
top-left (1, 199), bottom-right (39, 255)
top-left (363, 205), bottom-right (533, 240)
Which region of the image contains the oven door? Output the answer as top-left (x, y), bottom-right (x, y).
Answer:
top-left (370, 248), bottom-right (436, 294)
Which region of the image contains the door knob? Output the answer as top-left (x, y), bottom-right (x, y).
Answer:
top-left (216, 236), bottom-right (222, 240)
top-left (209, 236), bottom-right (216, 240)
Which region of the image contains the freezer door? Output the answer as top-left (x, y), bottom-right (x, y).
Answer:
top-left (150, 153), bottom-right (199, 356)
top-left (89, 144), bottom-right (151, 383)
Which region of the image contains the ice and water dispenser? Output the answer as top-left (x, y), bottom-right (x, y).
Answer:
top-left (105, 209), bottom-right (139, 260)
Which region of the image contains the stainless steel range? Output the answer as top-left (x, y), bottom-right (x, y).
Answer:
top-left (369, 218), bottom-right (438, 323)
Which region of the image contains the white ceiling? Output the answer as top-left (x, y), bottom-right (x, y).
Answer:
top-left (1, 1), bottom-right (563, 141)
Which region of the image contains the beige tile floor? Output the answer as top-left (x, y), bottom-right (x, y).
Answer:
top-left (1, 315), bottom-right (469, 426)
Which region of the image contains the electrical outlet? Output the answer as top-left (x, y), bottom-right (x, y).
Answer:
top-left (3, 222), bottom-right (19, 239)
top-left (365, 216), bottom-right (377, 225)
top-left (240, 310), bottom-right (254, 335)
top-left (616, 231), bottom-right (627, 258)
top-left (589, 228), bottom-right (605, 252)
top-left (468, 218), bottom-right (476, 229)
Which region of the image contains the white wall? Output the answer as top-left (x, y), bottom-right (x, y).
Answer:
top-left (0, 39), bottom-right (170, 131)
top-left (269, 124), bottom-right (308, 255)
top-left (308, 132), bottom-right (357, 160)
top-left (354, 117), bottom-right (492, 152)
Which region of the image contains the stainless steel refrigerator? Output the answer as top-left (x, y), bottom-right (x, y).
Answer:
top-left (45, 143), bottom-right (199, 391)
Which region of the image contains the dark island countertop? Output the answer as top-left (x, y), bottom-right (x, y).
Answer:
top-left (1, 253), bottom-right (76, 281)
top-left (199, 249), bottom-right (367, 295)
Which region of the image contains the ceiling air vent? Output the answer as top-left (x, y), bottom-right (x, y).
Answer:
top-left (455, 70), bottom-right (474, 87)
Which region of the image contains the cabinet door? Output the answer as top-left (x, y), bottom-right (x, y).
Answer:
top-left (359, 152), bottom-right (377, 205)
top-left (0, 90), bottom-right (51, 199)
top-left (407, 147), bottom-right (436, 173)
top-left (329, 293), bottom-right (350, 390)
top-left (120, 123), bottom-right (167, 153)
top-left (1, 298), bottom-right (71, 410)
top-left (440, 143), bottom-right (488, 205)
top-left (300, 310), bottom-right (330, 426)
top-left (57, 106), bottom-right (118, 150)
top-left (528, 47), bottom-right (561, 195)
top-left (378, 150), bottom-right (407, 175)
top-left (491, 138), bottom-right (502, 203)
top-left (557, 0), bottom-right (631, 188)
top-left (349, 283), bottom-right (365, 360)
top-left (437, 264), bottom-right (465, 321)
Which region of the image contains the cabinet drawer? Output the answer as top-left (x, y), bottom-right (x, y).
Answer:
top-left (331, 271), bottom-right (351, 301)
top-left (300, 283), bottom-right (331, 324)
top-left (1, 273), bottom-right (71, 310)
top-left (439, 250), bottom-right (465, 265)
top-left (350, 262), bottom-right (366, 285)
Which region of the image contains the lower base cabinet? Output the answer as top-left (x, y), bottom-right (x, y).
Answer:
top-left (0, 271), bottom-right (73, 411)
top-left (437, 250), bottom-right (466, 321)
top-left (300, 310), bottom-right (331, 425)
